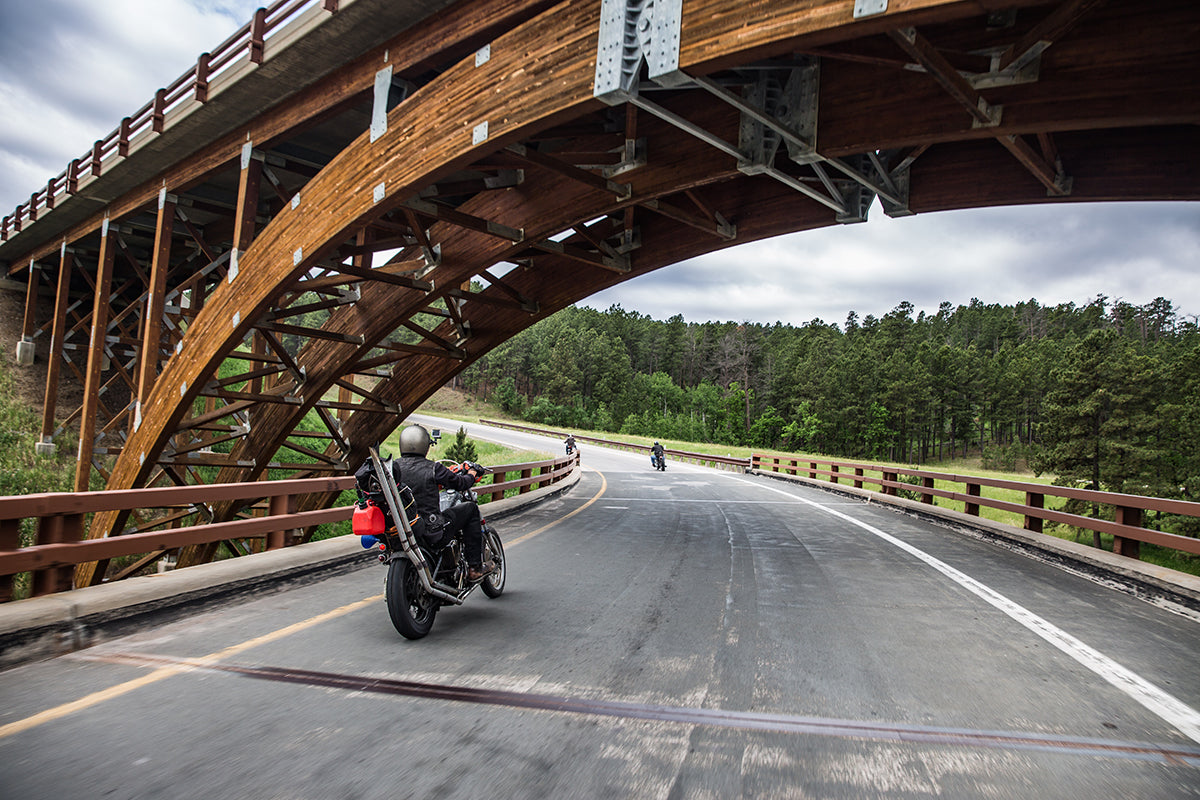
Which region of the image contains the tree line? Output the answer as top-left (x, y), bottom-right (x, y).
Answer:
top-left (457, 295), bottom-right (1200, 504)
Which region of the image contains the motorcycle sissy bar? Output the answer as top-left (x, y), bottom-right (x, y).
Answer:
top-left (367, 446), bottom-right (465, 605)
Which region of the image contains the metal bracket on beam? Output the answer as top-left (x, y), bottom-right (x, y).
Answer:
top-left (834, 156), bottom-right (872, 224)
top-left (600, 137), bottom-right (647, 178)
top-left (594, 0), bottom-right (686, 104)
top-left (854, 0), bottom-right (887, 19)
top-left (878, 160), bottom-right (914, 218)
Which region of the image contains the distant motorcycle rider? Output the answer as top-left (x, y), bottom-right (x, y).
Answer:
top-left (565, 434), bottom-right (577, 455)
top-left (651, 441), bottom-right (665, 470)
top-left (394, 424), bottom-right (494, 581)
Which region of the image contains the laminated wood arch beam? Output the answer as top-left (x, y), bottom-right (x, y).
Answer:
top-left (67, 0), bottom-right (1198, 568)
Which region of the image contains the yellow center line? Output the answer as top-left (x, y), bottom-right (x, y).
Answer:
top-left (0, 595), bottom-right (379, 740)
top-left (0, 472), bottom-right (607, 740)
top-left (503, 467), bottom-right (606, 547)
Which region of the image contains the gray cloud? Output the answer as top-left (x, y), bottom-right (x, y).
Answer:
top-left (0, 0), bottom-right (259, 214)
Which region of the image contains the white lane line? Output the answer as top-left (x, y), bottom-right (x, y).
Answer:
top-left (728, 474), bottom-right (1200, 745)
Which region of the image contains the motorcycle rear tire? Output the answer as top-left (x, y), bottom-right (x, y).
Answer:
top-left (386, 557), bottom-right (438, 639)
top-left (481, 527), bottom-right (506, 598)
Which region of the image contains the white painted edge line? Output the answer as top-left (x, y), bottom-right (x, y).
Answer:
top-left (727, 473), bottom-right (1200, 746)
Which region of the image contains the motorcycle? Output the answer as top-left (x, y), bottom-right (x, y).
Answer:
top-left (353, 447), bottom-right (505, 639)
top-left (651, 451), bottom-right (666, 471)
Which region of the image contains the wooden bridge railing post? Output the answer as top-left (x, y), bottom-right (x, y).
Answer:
top-left (249, 8), bottom-right (267, 64)
top-left (882, 471), bottom-right (897, 496)
top-left (0, 519), bottom-right (18, 602)
top-left (854, 467), bottom-right (864, 489)
top-left (266, 493), bottom-right (296, 550)
top-left (32, 513), bottom-right (83, 597)
top-left (1025, 491), bottom-right (1044, 533)
top-left (922, 476), bottom-right (935, 504)
top-left (1113, 505), bottom-right (1142, 559)
top-left (965, 482), bottom-right (981, 516)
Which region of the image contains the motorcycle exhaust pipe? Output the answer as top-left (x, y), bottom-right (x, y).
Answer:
top-left (369, 448), bottom-right (465, 605)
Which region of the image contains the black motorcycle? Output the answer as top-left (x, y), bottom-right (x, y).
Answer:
top-left (651, 451), bottom-right (666, 471)
top-left (354, 447), bottom-right (505, 639)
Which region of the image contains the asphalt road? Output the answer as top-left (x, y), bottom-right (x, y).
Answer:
top-left (1, 418), bottom-right (1198, 799)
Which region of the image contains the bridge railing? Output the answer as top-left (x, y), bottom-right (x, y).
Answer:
top-left (1, 0), bottom-right (340, 244)
top-left (479, 420), bottom-right (751, 472)
top-left (0, 449), bottom-right (578, 601)
top-left (752, 455), bottom-right (1200, 563)
top-left (473, 452), bottom-right (580, 502)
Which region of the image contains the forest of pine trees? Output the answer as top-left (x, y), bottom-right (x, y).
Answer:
top-left (458, 295), bottom-right (1200, 504)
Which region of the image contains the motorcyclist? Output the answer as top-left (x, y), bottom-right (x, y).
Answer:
top-left (393, 424), bottom-right (494, 581)
top-left (565, 434), bottom-right (577, 455)
top-left (651, 440), bottom-right (665, 470)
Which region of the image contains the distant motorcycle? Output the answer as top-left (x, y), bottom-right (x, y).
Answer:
top-left (650, 451), bottom-right (666, 471)
top-left (353, 447), bottom-right (505, 639)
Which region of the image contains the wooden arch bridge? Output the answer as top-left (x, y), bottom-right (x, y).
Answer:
top-left (1, 0), bottom-right (1196, 583)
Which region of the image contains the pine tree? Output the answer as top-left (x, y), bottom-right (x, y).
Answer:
top-left (444, 427), bottom-right (478, 463)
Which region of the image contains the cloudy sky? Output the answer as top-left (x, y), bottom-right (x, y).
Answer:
top-left (2, 0), bottom-right (1197, 327)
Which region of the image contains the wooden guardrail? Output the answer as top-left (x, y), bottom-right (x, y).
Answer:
top-left (1, 0), bottom-right (339, 242)
top-left (751, 455), bottom-right (1200, 564)
top-left (479, 420), bottom-right (751, 472)
top-left (0, 450), bottom-right (577, 601)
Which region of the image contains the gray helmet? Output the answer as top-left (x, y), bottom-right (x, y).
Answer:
top-left (398, 424), bottom-right (432, 456)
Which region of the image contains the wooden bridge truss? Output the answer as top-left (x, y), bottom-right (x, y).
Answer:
top-left (0, 0), bottom-right (1196, 584)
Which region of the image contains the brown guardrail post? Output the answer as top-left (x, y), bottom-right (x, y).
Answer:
top-left (119, 117), bottom-right (132, 156)
top-left (0, 518), bottom-right (19, 602)
top-left (250, 8), bottom-right (267, 64)
top-left (830, 464), bottom-right (840, 484)
top-left (965, 482), bottom-right (981, 516)
top-left (854, 467), bottom-right (864, 489)
top-left (195, 53), bottom-right (211, 102)
top-left (1113, 505), bottom-right (1142, 560)
top-left (882, 471), bottom-right (897, 496)
top-left (32, 513), bottom-right (83, 596)
top-left (1025, 491), bottom-right (1044, 533)
top-left (267, 493), bottom-right (296, 550)
top-left (922, 476), bottom-right (935, 504)
top-left (808, 461), bottom-right (817, 479)
top-left (520, 467), bottom-right (532, 494)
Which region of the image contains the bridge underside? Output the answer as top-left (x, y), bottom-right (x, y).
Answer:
top-left (0, 0), bottom-right (1196, 582)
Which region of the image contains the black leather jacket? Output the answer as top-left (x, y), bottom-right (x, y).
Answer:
top-left (394, 454), bottom-right (476, 517)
